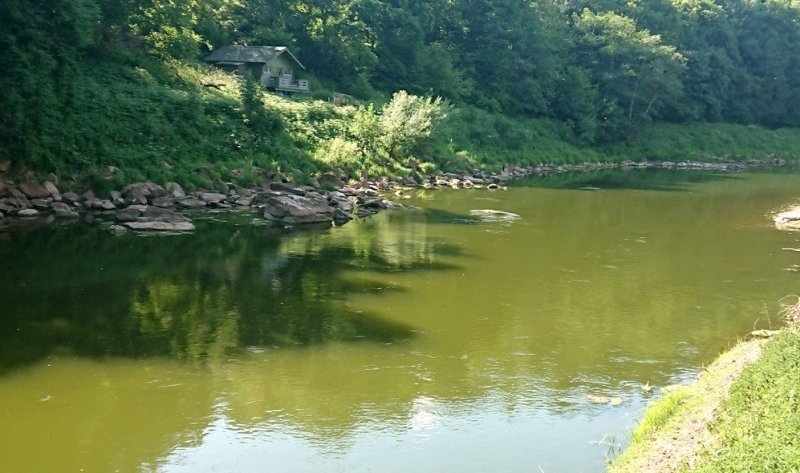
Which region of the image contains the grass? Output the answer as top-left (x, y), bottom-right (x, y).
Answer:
top-left (689, 329), bottom-right (800, 472)
top-left (629, 389), bottom-right (689, 444)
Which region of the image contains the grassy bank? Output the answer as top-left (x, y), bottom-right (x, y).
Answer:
top-left (611, 303), bottom-right (800, 472)
top-left (9, 56), bottom-right (800, 195)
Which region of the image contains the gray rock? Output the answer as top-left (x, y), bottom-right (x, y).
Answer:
top-left (51, 202), bottom-right (79, 218)
top-left (234, 197), bottom-right (253, 206)
top-left (0, 160), bottom-right (10, 173)
top-left (18, 208), bottom-right (39, 218)
top-left (333, 207), bottom-right (353, 226)
top-left (151, 196), bottom-right (176, 208)
top-left (381, 199), bottom-right (404, 210)
top-left (90, 199), bottom-right (116, 211)
top-left (62, 192), bottom-right (81, 204)
top-left (269, 182), bottom-right (307, 196)
top-left (123, 221), bottom-right (196, 232)
top-left (19, 181), bottom-right (50, 199)
top-left (357, 207), bottom-right (380, 218)
top-left (110, 191), bottom-right (125, 207)
top-left (198, 192), bottom-right (226, 204)
top-left (116, 205), bottom-right (188, 223)
top-left (122, 181), bottom-right (166, 204)
top-left (263, 194), bottom-right (334, 224)
top-left (31, 198), bottom-right (52, 210)
top-left (176, 197), bottom-right (207, 208)
top-left (0, 178), bottom-right (8, 197)
top-left (43, 181), bottom-right (61, 200)
top-left (166, 182), bottom-right (186, 198)
top-left (9, 188), bottom-right (31, 208)
top-left (108, 225), bottom-right (128, 235)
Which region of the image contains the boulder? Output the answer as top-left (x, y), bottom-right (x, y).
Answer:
top-left (122, 181), bottom-right (167, 204)
top-left (117, 205), bottom-right (194, 232)
top-left (775, 209), bottom-right (800, 231)
top-left (110, 191), bottom-right (125, 207)
top-left (333, 207), bottom-right (353, 226)
top-left (51, 202), bottom-right (79, 218)
top-left (19, 181), bottom-right (50, 199)
top-left (269, 182), bottom-right (307, 196)
top-left (62, 192), bottom-right (81, 205)
top-left (234, 197), bottom-right (253, 207)
top-left (18, 208), bottom-right (39, 218)
top-left (0, 160), bottom-right (10, 173)
top-left (151, 196), bottom-right (176, 208)
top-left (166, 182), bottom-right (186, 198)
top-left (198, 192), bottom-right (226, 204)
top-left (176, 197), bottom-right (207, 208)
top-left (43, 181), bottom-right (61, 200)
top-left (9, 187), bottom-right (31, 208)
top-left (0, 178), bottom-right (9, 197)
top-left (123, 221), bottom-right (196, 232)
top-left (263, 194), bottom-right (334, 224)
top-left (317, 173), bottom-right (343, 189)
top-left (31, 199), bottom-right (52, 210)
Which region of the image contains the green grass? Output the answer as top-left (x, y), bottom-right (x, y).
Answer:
top-left (689, 331), bottom-right (800, 472)
top-left (629, 389), bottom-right (689, 444)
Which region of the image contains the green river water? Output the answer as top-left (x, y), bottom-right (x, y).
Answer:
top-left (1, 168), bottom-right (800, 472)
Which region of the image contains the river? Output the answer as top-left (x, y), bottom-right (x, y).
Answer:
top-left (1, 168), bottom-right (798, 472)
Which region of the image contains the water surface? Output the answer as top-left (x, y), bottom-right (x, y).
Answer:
top-left (1, 169), bottom-right (799, 472)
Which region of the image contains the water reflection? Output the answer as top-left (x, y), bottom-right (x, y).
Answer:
top-left (0, 217), bottom-right (462, 372)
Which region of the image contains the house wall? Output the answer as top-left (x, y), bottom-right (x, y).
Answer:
top-left (264, 55), bottom-right (296, 78)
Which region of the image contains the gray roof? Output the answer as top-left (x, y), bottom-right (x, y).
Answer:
top-left (204, 45), bottom-right (305, 69)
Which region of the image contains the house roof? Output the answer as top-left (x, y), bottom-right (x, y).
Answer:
top-left (204, 45), bottom-right (305, 69)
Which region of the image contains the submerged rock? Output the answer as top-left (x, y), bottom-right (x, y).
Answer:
top-left (470, 209), bottom-right (520, 222)
top-left (774, 209), bottom-right (800, 230)
top-left (123, 221), bottom-right (196, 232)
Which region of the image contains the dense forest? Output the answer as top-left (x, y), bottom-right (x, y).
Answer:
top-left (2, 0), bottom-right (800, 187)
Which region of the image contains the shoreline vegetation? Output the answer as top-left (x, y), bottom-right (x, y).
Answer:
top-left (610, 291), bottom-right (800, 471)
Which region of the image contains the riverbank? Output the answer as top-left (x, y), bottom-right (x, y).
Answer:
top-left (0, 157), bottom-right (793, 234)
top-left (610, 301), bottom-right (800, 472)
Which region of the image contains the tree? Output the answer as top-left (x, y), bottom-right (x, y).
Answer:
top-left (573, 9), bottom-right (686, 141)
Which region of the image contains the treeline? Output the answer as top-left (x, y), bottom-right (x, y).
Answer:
top-left (2, 0), bottom-right (800, 175)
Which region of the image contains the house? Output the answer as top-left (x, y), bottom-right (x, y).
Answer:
top-left (204, 45), bottom-right (309, 93)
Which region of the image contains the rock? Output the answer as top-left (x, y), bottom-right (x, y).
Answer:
top-left (381, 199), bottom-right (404, 210)
top-left (0, 179), bottom-right (9, 197)
top-left (166, 182), bottom-right (186, 198)
top-left (151, 196), bottom-right (176, 208)
top-left (176, 197), bottom-right (207, 208)
top-left (0, 160), bottom-right (10, 173)
top-left (487, 183), bottom-right (499, 190)
top-left (263, 194), bottom-right (334, 224)
top-left (198, 192), bottom-right (226, 204)
top-left (51, 202), bottom-right (79, 218)
top-left (116, 205), bottom-right (188, 223)
top-left (122, 181), bottom-right (167, 204)
top-left (332, 207), bottom-right (353, 226)
top-left (318, 173), bottom-right (343, 189)
top-left (89, 199), bottom-right (116, 211)
top-left (18, 208), bottom-right (39, 218)
top-left (269, 182), bottom-right (307, 196)
top-left (774, 209), bottom-right (800, 230)
top-left (9, 187), bottom-right (31, 208)
top-left (31, 199), bottom-right (52, 210)
top-left (470, 209), bottom-right (520, 222)
top-left (123, 221), bottom-right (196, 232)
top-left (234, 197), bottom-right (253, 207)
top-left (110, 191), bottom-right (125, 207)
top-left (19, 181), bottom-right (50, 199)
top-left (108, 225), bottom-right (128, 235)
top-left (43, 181), bottom-right (61, 200)
top-left (357, 207), bottom-right (380, 218)
top-left (62, 192), bottom-right (81, 204)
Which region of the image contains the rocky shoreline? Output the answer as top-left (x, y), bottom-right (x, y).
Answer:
top-left (0, 157), bottom-right (792, 234)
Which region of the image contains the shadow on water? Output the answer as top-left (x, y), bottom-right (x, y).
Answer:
top-left (513, 168), bottom-right (741, 191)
top-left (0, 218), bottom-right (463, 374)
